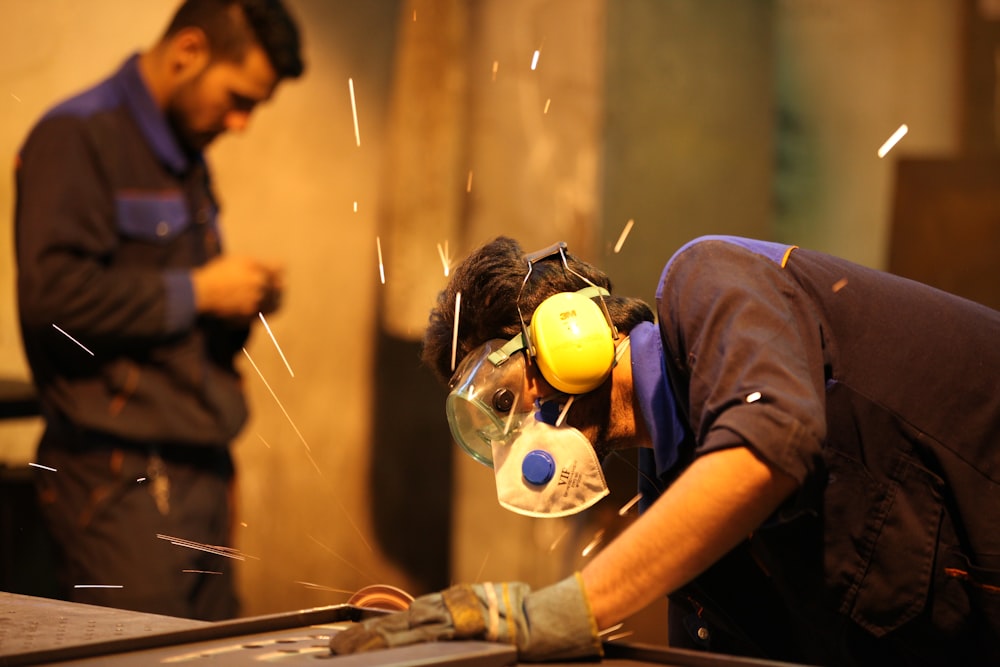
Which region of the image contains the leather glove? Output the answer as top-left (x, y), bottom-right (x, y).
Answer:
top-left (330, 573), bottom-right (602, 662)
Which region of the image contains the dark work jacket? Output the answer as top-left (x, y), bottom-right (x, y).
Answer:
top-left (638, 237), bottom-right (1000, 666)
top-left (15, 55), bottom-right (249, 449)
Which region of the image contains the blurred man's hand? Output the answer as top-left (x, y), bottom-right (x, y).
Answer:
top-left (192, 256), bottom-right (284, 318)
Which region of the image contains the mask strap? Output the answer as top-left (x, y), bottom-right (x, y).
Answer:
top-left (487, 286), bottom-right (610, 368)
top-left (515, 242), bottom-right (619, 357)
top-left (554, 395), bottom-right (575, 427)
top-left (487, 332), bottom-right (528, 366)
top-left (613, 335), bottom-right (631, 366)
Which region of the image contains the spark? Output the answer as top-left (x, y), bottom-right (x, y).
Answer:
top-left (832, 278), bottom-right (848, 293)
top-left (618, 492), bottom-right (642, 516)
top-left (28, 462), bottom-right (57, 472)
top-left (296, 580), bottom-right (355, 595)
top-left (74, 584), bottom-right (122, 589)
top-left (157, 533), bottom-right (258, 561)
top-left (474, 552), bottom-right (490, 581)
top-left (183, 570), bottom-right (222, 575)
top-left (256, 433), bottom-right (272, 449)
top-left (307, 535), bottom-right (375, 580)
top-left (136, 476), bottom-right (147, 483)
top-left (613, 219), bottom-right (635, 254)
top-left (492, 61), bottom-right (499, 82)
top-left (877, 123), bottom-right (908, 158)
top-left (581, 529), bottom-right (605, 557)
top-left (466, 170), bottom-right (473, 192)
top-left (503, 390), bottom-right (521, 436)
top-left (241, 347), bottom-right (313, 457)
top-left (599, 623), bottom-right (624, 637)
top-left (412, 9), bottom-right (416, 21)
top-left (450, 291), bottom-right (461, 371)
top-left (353, 201), bottom-right (358, 213)
top-left (437, 241), bottom-right (452, 276)
top-left (548, 526), bottom-right (570, 551)
top-left (348, 78), bottom-right (361, 147)
top-left (11, 93), bottom-right (22, 102)
top-left (543, 98), bottom-right (551, 114)
top-left (604, 630), bottom-right (634, 642)
top-left (530, 49), bottom-right (540, 70)
top-left (746, 391), bottom-right (762, 403)
top-left (52, 324), bottom-right (94, 356)
top-left (258, 312), bottom-right (294, 377)
top-left (555, 395), bottom-right (575, 427)
top-left (376, 236), bottom-right (385, 284)
top-left (335, 497), bottom-right (374, 553)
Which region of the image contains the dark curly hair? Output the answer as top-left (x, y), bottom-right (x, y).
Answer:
top-left (165, 0), bottom-right (305, 80)
top-left (421, 236), bottom-right (655, 385)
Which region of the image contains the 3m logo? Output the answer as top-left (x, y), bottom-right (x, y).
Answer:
top-left (559, 310), bottom-right (576, 321)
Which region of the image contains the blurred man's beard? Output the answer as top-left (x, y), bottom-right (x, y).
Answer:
top-left (167, 110), bottom-right (201, 154)
top-left (563, 381), bottom-right (614, 462)
top-left (170, 116), bottom-right (217, 153)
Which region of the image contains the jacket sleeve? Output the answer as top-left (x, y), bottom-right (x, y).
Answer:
top-left (658, 240), bottom-right (827, 484)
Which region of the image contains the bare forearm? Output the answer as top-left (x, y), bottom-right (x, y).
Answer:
top-left (581, 446), bottom-right (798, 630)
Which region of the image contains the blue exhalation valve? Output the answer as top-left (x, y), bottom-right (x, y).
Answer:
top-left (522, 450), bottom-right (556, 485)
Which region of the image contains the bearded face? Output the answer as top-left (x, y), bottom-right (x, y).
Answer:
top-left (559, 377), bottom-right (618, 462)
top-left (165, 45), bottom-right (277, 153)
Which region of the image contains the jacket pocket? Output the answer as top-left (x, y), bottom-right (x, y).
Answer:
top-left (825, 449), bottom-right (943, 637)
top-left (115, 190), bottom-right (190, 243)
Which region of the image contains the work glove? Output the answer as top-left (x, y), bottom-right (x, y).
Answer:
top-left (330, 573), bottom-right (602, 662)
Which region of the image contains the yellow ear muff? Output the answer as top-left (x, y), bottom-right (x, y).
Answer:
top-left (529, 290), bottom-right (615, 394)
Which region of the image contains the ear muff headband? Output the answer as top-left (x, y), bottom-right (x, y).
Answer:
top-left (488, 242), bottom-right (619, 394)
top-left (488, 284), bottom-right (617, 394)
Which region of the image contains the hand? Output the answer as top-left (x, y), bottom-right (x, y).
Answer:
top-left (258, 265), bottom-right (284, 315)
top-left (192, 256), bottom-right (284, 318)
top-left (329, 574), bottom-right (602, 662)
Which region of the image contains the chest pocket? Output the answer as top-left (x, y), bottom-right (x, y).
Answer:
top-left (115, 191), bottom-right (190, 243)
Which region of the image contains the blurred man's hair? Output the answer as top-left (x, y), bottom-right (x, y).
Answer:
top-left (165, 0), bottom-right (305, 79)
top-left (422, 236), bottom-right (655, 385)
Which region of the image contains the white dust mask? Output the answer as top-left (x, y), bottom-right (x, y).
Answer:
top-left (491, 416), bottom-right (609, 518)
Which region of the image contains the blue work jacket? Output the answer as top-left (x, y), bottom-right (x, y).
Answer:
top-left (635, 236), bottom-right (1000, 665)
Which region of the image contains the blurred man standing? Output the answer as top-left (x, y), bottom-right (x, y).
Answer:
top-left (14, 0), bottom-right (304, 620)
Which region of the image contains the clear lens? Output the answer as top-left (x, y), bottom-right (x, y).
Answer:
top-left (445, 339), bottom-right (530, 468)
top-left (446, 393), bottom-right (504, 466)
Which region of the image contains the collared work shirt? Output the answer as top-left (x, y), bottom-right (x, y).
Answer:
top-left (15, 55), bottom-right (249, 447)
top-left (639, 236), bottom-right (1000, 665)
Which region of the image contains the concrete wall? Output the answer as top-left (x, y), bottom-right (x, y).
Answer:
top-left (774, 0), bottom-right (960, 266)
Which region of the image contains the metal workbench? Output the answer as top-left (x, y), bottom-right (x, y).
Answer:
top-left (0, 592), bottom-right (808, 666)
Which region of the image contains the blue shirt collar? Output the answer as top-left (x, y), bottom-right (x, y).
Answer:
top-left (629, 321), bottom-right (685, 476)
top-left (116, 54), bottom-right (194, 174)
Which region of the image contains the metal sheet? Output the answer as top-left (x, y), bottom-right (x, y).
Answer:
top-left (0, 591), bottom-right (206, 661)
top-left (0, 593), bottom-right (811, 667)
top-left (60, 629), bottom-right (518, 666)
top-left (0, 593), bottom-right (515, 667)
